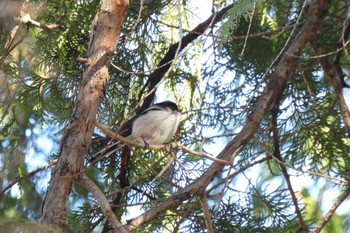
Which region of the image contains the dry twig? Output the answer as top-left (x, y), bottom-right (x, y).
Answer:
top-left (76, 174), bottom-right (129, 233)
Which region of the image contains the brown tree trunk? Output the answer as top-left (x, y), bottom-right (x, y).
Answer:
top-left (40, 1), bottom-right (128, 232)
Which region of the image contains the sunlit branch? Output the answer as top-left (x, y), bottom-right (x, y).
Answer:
top-left (0, 159), bottom-right (58, 196)
top-left (76, 174), bottom-right (129, 233)
top-left (199, 191), bottom-right (214, 233)
top-left (95, 121), bottom-right (230, 165)
top-left (0, 0), bottom-right (62, 63)
top-left (240, 2), bottom-right (255, 56)
top-left (206, 156), bottom-right (270, 194)
top-left (255, 137), bottom-right (349, 185)
top-left (313, 185), bottom-right (350, 233)
top-left (18, 17), bottom-right (62, 32)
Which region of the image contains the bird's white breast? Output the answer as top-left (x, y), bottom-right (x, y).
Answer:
top-left (131, 109), bottom-right (181, 145)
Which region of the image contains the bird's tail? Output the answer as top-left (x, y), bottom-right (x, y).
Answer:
top-left (88, 126), bottom-right (132, 165)
top-left (88, 137), bottom-right (130, 165)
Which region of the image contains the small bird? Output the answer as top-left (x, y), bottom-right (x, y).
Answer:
top-left (130, 101), bottom-right (181, 146)
top-left (90, 101), bottom-right (181, 162)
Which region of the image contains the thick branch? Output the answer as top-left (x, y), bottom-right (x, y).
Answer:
top-left (40, 1), bottom-right (129, 232)
top-left (125, 0), bottom-right (329, 230)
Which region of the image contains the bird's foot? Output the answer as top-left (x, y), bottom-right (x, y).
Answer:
top-left (142, 137), bottom-right (149, 148)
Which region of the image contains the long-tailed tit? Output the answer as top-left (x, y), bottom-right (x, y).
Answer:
top-left (91, 101), bottom-right (181, 162)
top-left (130, 101), bottom-right (181, 146)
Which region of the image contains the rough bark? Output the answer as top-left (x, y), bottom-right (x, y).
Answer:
top-left (125, 0), bottom-right (329, 230)
top-left (40, 0), bottom-right (128, 232)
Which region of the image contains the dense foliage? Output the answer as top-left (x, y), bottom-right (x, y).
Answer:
top-left (1, 0), bottom-right (350, 232)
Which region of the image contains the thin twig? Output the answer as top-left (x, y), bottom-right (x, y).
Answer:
top-left (95, 121), bottom-right (230, 165)
top-left (199, 191), bottom-right (214, 233)
top-left (271, 104), bottom-right (308, 232)
top-left (240, 2), bottom-right (255, 56)
top-left (287, 39), bottom-right (350, 60)
top-left (18, 17), bottom-right (61, 31)
top-left (255, 137), bottom-right (349, 185)
top-left (141, 154), bottom-right (175, 196)
top-left (0, 159), bottom-right (58, 196)
top-left (312, 185), bottom-right (350, 233)
top-left (206, 156), bottom-right (270, 193)
top-left (129, 0), bottom-right (144, 33)
top-left (131, 149), bottom-right (181, 189)
top-left (105, 155), bottom-right (171, 198)
top-left (76, 174), bottom-right (129, 233)
top-left (213, 166), bottom-right (234, 219)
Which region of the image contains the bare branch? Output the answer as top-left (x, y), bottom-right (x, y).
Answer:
top-left (76, 175), bottom-right (129, 233)
top-left (271, 106), bottom-right (308, 232)
top-left (313, 185), bottom-right (350, 233)
top-left (17, 17), bottom-right (62, 31)
top-left (256, 138), bottom-right (349, 185)
top-left (0, 159), bottom-right (58, 196)
top-left (199, 192), bottom-right (214, 233)
top-left (94, 121), bottom-right (231, 165)
top-left (0, 0), bottom-right (62, 63)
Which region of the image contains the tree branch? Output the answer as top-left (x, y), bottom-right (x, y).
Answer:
top-left (313, 185), bottom-right (350, 233)
top-left (199, 192), bottom-right (214, 233)
top-left (0, 159), bottom-right (57, 196)
top-left (333, 17), bottom-right (350, 89)
top-left (310, 32), bottom-right (350, 136)
top-left (40, 1), bottom-right (129, 232)
top-left (0, 0), bottom-right (62, 63)
top-left (94, 121), bottom-right (230, 165)
top-left (76, 174), bottom-right (129, 233)
top-left (124, 0), bottom-right (330, 230)
top-left (140, 3), bottom-right (235, 111)
top-left (271, 107), bottom-right (308, 232)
